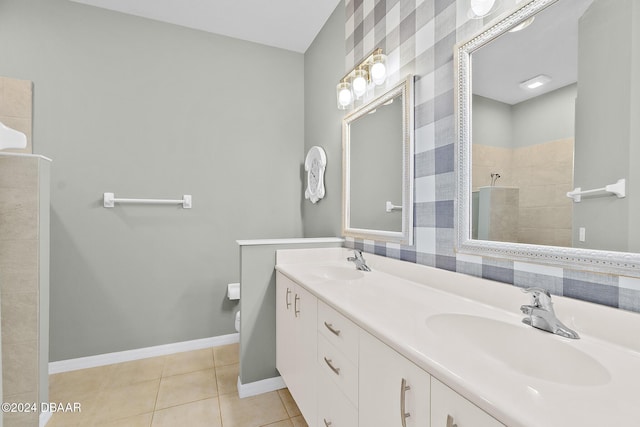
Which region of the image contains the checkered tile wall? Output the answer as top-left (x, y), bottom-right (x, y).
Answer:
top-left (343, 0), bottom-right (640, 313)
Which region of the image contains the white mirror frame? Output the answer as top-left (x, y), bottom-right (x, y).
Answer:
top-left (343, 75), bottom-right (414, 245)
top-left (455, 0), bottom-right (640, 275)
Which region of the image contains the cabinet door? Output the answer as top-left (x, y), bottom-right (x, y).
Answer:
top-left (318, 366), bottom-right (358, 427)
top-left (292, 283), bottom-right (318, 427)
top-left (359, 331), bottom-right (430, 427)
top-left (275, 273), bottom-right (294, 385)
top-left (430, 378), bottom-right (504, 427)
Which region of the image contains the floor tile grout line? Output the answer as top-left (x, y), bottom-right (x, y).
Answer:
top-left (217, 392), bottom-right (225, 427)
top-left (49, 344), bottom-right (240, 427)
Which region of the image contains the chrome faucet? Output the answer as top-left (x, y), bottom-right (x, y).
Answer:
top-left (520, 287), bottom-right (579, 339)
top-left (347, 250), bottom-right (371, 272)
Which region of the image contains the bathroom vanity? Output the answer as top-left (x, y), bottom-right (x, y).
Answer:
top-left (275, 248), bottom-right (640, 427)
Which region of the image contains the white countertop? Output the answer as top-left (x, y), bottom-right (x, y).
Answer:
top-left (275, 247), bottom-right (640, 427)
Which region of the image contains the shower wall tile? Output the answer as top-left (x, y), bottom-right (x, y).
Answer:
top-left (0, 239), bottom-right (39, 295)
top-left (0, 150), bottom-right (38, 189)
top-left (344, 0), bottom-right (640, 314)
top-left (0, 77), bottom-right (31, 118)
top-left (0, 76), bottom-right (33, 154)
top-left (0, 156), bottom-right (49, 423)
top-left (0, 187), bottom-right (39, 240)
top-left (1, 291), bottom-right (38, 345)
top-left (3, 340), bottom-right (38, 395)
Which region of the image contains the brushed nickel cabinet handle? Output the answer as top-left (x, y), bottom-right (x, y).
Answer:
top-left (400, 378), bottom-right (411, 427)
top-left (446, 414), bottom-right (458, 427)
top-left (323, 419), bottom-right (332, 427)
top-left (294, 294), bottom-right (300, 317)
top-left (324, 321), bottom-right (341, 336)
top-left (323, 357), bottom-right (340, 376)
top-left (285, 288), bottom-right (291, 309)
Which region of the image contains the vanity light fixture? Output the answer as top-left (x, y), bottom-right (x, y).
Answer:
top-left (336, 47), bottom-right (387, 109)
top-left (520, 74), bottom-right (551, 90)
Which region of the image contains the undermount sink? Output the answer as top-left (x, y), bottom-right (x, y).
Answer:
top-left (426, 313), bottom-right (611, 386)
top-left (312, 266), bottom-right (364, 281)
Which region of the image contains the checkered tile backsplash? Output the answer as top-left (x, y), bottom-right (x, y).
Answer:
top-left (343, 0), bottom-right (640, 313)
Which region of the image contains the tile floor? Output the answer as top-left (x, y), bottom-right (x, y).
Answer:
top-left (48, 343), bottom-right (308, 427)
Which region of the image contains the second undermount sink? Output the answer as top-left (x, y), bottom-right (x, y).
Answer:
top-left (312, 266), bottom-right (364, 281)
top-left (426, 313), bottom-right (611, 386)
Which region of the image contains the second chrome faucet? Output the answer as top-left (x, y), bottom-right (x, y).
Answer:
top-left (520, 287), bottom-right (579, 339)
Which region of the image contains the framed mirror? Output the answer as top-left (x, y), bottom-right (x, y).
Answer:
top-left (343, 75), bottom-right (414, 245)
top-left (455, 0), bottom-right (640, 274)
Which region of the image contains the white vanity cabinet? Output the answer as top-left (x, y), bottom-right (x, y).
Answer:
top-left (275, 272), bottom-right (317, 427)
top-left (276, 265), bottom-right (502, 427)
top-left (359, 330), bottom-right (431, 427)
top-left (316, 301), bottom-right (360, 427)
top-left (431, 378), bottom-right (504, 427)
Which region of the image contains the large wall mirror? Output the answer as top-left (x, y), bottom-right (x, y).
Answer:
top-left (456, 0), bottom-right (640, 274)
top-left (343, 75), bottom-right (414, 245)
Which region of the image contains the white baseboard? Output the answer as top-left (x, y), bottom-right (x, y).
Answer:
top-left (237, 375), bottom-right (286, 399)
top-left (40, 410), bottom-right (53, 427)
top-left (49, 333), bottom-right (239, 374)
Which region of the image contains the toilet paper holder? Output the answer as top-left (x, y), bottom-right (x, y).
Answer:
top-left (227, 283), bottom-right (240, 300)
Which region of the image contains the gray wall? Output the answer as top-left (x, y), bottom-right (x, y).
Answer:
top-left (0, 0), bottom-right (304, 361)
top-left (302, 5), bottom-right (345, 238)
top-left (473, 84), bottom-right (576, 149)
top-left (472, 96), bottom-right (513, 148)
top-left (512, 84), bottom-right (576, 148)
top-left (574, 0), bottom-right (636, 251)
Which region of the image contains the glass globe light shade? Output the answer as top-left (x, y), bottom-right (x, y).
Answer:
top-left (352, 69), bottom-right (368, 98)
top-left (470, 0), bottom-right (496, 17)
top-left (336, 82), bottom-right (353, 110)
top-left (370, 54), bottom-right (387, 86)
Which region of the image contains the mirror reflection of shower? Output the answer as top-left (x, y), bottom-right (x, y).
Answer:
top-left (490, 172), bottom-right (501, 186)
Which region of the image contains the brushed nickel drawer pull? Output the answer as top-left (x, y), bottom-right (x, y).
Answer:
top-left (324, 321), bottom-right (341, 336)
top-left (294, 294), bottom-right (300, 317)
top-left (323, 419), bottom-right (332, 427)
top-left (286, 288), bottom-right (291, 309)
top-left (400, 378), bottom-right (411, 427)
top-left (324, 357), bottom-right (340, 376)
top-left (446, 414), bottom-right (458, 427)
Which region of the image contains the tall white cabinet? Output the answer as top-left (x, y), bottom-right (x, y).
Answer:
top-left (276, 273), bottom-right (317, 427)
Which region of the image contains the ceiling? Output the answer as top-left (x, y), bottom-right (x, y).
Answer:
top-left (69, 0), bottom-right (342, 53)
top-left (472, 0), bottom-right (594, 105)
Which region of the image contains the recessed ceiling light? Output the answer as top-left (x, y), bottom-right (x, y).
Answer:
top-left (509, 16), bottom-right (535, 32)
top-left (520, 74), bottom-right (551, 90)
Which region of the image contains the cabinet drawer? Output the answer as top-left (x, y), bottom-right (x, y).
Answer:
top-left (318, 301), bottom-right (359, 364)
top-left (431, 378), bottom-right (504, 427)
top-left (318, 334), bottom-right (358, 407)
top-left (318, 369), bottom-right (358, 427)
